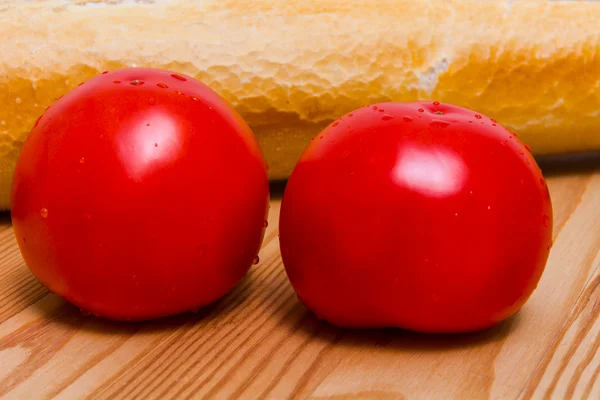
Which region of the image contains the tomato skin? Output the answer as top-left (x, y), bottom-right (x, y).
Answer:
top-left (11, 68), bottom-right (269, 321)
top-left (279, 102), bottom-right (552, 333)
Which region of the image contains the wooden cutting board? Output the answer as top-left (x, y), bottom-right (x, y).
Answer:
top-left (1, 154), bottom-right (599, 399)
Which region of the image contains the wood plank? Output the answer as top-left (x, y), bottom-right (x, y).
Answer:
top-left (0, 218), bottom-right (49, 324)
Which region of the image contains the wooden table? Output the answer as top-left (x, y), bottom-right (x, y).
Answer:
top-left (1, 154), bottom-right (600, 399)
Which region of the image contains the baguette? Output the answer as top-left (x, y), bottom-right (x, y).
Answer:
top-left (1, 0), bottom-right (600, 209)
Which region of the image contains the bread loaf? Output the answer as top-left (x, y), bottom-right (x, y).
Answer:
top-left (1, 0), bottom-right (600, 209)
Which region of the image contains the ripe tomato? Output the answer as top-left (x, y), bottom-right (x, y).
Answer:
top-left (11, 68), bottom-right (269, 321)
top-left (279, 102), bottom-right (553, 333)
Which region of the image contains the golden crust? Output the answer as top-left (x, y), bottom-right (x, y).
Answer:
top-left (1, 0), bottom-right (600, 208)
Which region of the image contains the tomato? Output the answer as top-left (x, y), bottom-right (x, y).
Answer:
top-left (279, 102), bottom-right (552, 333)
top-left (11, 68), bottom-right (269, 321)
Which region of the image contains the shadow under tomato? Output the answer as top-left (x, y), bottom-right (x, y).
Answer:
top-left (279, 301), bottom-right (520, 354)
top-left (536, 151), bottom-right (600, 177)
top-left (0, 210), bottom-right (11, 225)
top-left (28, 271), bottom-right (254, 336)
top-left (269, 180), bottom-right (287, 199)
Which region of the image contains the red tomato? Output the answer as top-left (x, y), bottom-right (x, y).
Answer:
top-left (11, 68), bottom-right (269, 321)
top-left (279, 102), bottom-right (553, 333)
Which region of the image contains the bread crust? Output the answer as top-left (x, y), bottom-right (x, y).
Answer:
top-left (1, 0), bottom-right (600, 208)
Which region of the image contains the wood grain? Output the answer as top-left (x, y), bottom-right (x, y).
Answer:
top-left (1, 155), bottom-right (600, 399)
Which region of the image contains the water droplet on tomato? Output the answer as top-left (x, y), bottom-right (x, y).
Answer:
top-left (253, 256), bottom-right (260, 265)
top-left (332, 121), bottom-right (339, 127)
top-left (454, 212), bottom-right (459, 217)
top-left (154, 143), bottom-right (158, 147)
top-left (99, 134), bottom-right (104, 139)
top-left (434, 111), bottom-right (443, 115)
top-left (525, 144), bottom-right (532, 152)
top-left (314, 312), bottom-right (325, 321)
top-left (157, 83), bottom-right (169, 88)
top-left (520, 150), bottom-right (525, 155)
top-left (491, 119), bottom-right (497, 123)
top-left (191, 96), bottom-right (200, 102)
top-left (543, 214), bottom-right (550, 227)
top-left (320, 136), bottom-right (324, 139)
top-left (129, 80), bottom-right (144, 86)
top-left (487, 205), bottom-right (491, 210)
top-left (468, 121), bottom-right (473, 123)
top-left (113, 80), bottom-right (121, 84)
top-left (175, 90), bottom-right (184, 95)
top-left (378, 109), bottom-right (385, 113)
top-left (148, 98), bottom-right (156, 105)
top-left (40, 208), bottom-right (49, 218)
top-left (430, 119), bottom-right (450, 128)
top-left (171, 73), bottom-right (187, 81)
top-left (433, 101), bottom-right (440, 106)
top-left (101, 71), bottom-right (109, 75)
top-left (372, 105), bottom-right (378, 110)
top-left (492, 124), bottom-right (497, 126)
top-left (146, 123), bottom-right (150, 126)
top-left (79, 157), bottom-right (85, 164)
top-left (348, 113), bottom-right (354, 117)
top-left (381, 114), bottom-right (394, 121)
top-left (263, 220), bottom-right (269, 228)
top-left (402, 116), bottom-right (413, 122)
top-left (475, 114), bottom-right (482, 119)
top-left (418, 108), bottom-right (424, 112)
